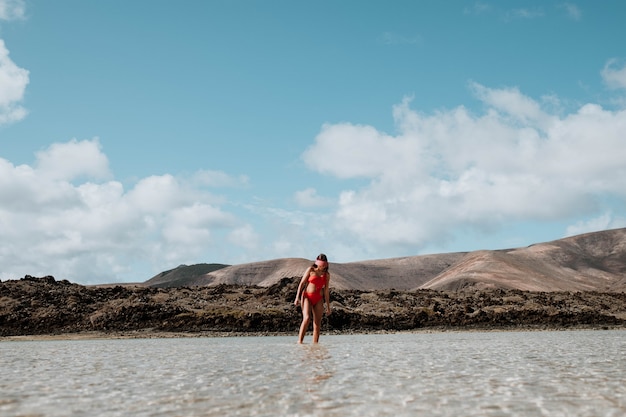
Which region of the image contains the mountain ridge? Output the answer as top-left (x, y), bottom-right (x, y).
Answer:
top-left (145, 228), bottom-right (626, 292)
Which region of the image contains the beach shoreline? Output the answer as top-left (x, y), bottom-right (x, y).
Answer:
top-left (3, 323), bottom-right (625, 342)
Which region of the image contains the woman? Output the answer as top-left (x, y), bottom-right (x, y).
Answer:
top-left (294, 254), bottom-right (331, 343)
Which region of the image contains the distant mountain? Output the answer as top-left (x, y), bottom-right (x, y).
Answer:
top-left (421, 228), bottom-right (626, 292)
top-left (144, 263), bottom-right (230, 288)
top-left (144, 228), bottom-right (626, 292)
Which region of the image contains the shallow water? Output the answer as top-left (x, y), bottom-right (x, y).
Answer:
top-left (1, 330), bottom-right (624, 416)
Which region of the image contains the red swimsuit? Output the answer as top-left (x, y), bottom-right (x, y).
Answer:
top-left (304, 272), bottom-right (327, 306)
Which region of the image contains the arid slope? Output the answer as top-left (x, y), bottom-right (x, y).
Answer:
top-left (422, 228), bottom-right (626, 292)
top-left (147, 228), bottom-right (626, 292)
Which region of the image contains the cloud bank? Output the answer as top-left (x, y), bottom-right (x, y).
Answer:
top-left (0, 139), bottom-right (255, 283)
top-left (302, 75), bottom-right (626, 255)
top-left (0, 0), bottom-right (25, 21)
top-left (0, 39), bottom-right (29, 125)
top-left (602, 59), bottom-right (626, 90)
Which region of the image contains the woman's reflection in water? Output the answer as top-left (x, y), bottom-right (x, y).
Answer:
top-left (299, 343), bottom-right (334, 397)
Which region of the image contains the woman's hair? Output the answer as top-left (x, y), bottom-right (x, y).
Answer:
top-left (312, 253), bottom-right (329, 270)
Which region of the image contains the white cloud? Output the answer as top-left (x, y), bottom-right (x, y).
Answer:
top-left (35, 138), bottom-right (111, 181)
top-left (302, 121), bottom-right (423, 180)
top-left (303, 82), bottom-right (626, 254)
top-left (464, 2), bottom-right (491, 15)
top-left (560, 3), bottom-right (582, 21)
top-left (0, 140), bottom-right (252, 283)
top-left (601, 59), bottom-right (626, 90)
top-left (469, 82), bottom-right (554, 128)
top-left (228, 224), bottom-right (260, 250)
top-left (163, 203), bottom-right (236, 245)
top-left (192, 169), bottom-right (249, 188)
top-left (0, 0), bottom-right (25, 20)
top-left (294, 187), bottom-right (332, 208)
top-left (127, 175), bottom-right (189, 213)
top-left (505, 8), bottom-right (544, 20)
top-left (566, 213), bottom-right (626, 237)
top-left (0, 158), bottom-right (81, 212)
top-left (469, 3), bottom-right (577, 21)
top-left (0, 39), bottom-right (29, 125)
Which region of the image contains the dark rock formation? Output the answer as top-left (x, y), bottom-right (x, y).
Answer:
top-left (2, 275), bottom-right (624, 337)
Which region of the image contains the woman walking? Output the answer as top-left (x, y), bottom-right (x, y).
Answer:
top-left (294, 254), bottom-right (331, 343)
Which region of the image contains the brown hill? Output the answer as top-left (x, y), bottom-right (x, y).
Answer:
top-left (145, 228), bottom-right (626, 292)
top-left (145, 263), bottom-right (229, 288)
top-left (186, 258), bottom-right (314, 287)
top-left (180, 254), bottom-right (466, 290)
top-left (423, 228), bottom-right (626, 292)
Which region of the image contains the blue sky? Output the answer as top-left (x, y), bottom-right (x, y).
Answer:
top-left (1, 0), bottom-right (626, 284)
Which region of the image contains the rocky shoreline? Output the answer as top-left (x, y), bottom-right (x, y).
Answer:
top-left (1, 276), bottom-right (625, 339)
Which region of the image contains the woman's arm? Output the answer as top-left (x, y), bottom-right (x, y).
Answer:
top-left (294, 267), bottom-right (312, 305)
top-left (324, 273), bottom-right (331, 314)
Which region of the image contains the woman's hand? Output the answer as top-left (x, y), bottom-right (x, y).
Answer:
top-left (294, 298), bottom-right (300, 306)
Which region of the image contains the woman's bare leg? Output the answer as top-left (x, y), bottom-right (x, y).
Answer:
top-left (298, 297), bottom-right (311, 343)
top-left (312, 301), bottom-right (324, 343)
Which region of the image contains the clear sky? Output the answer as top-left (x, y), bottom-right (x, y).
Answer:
top-left (1, 0), bottom-right (626, 284)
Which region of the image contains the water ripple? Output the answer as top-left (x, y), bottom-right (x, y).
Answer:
top-left (1, 330), bottom-right (624, 416)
